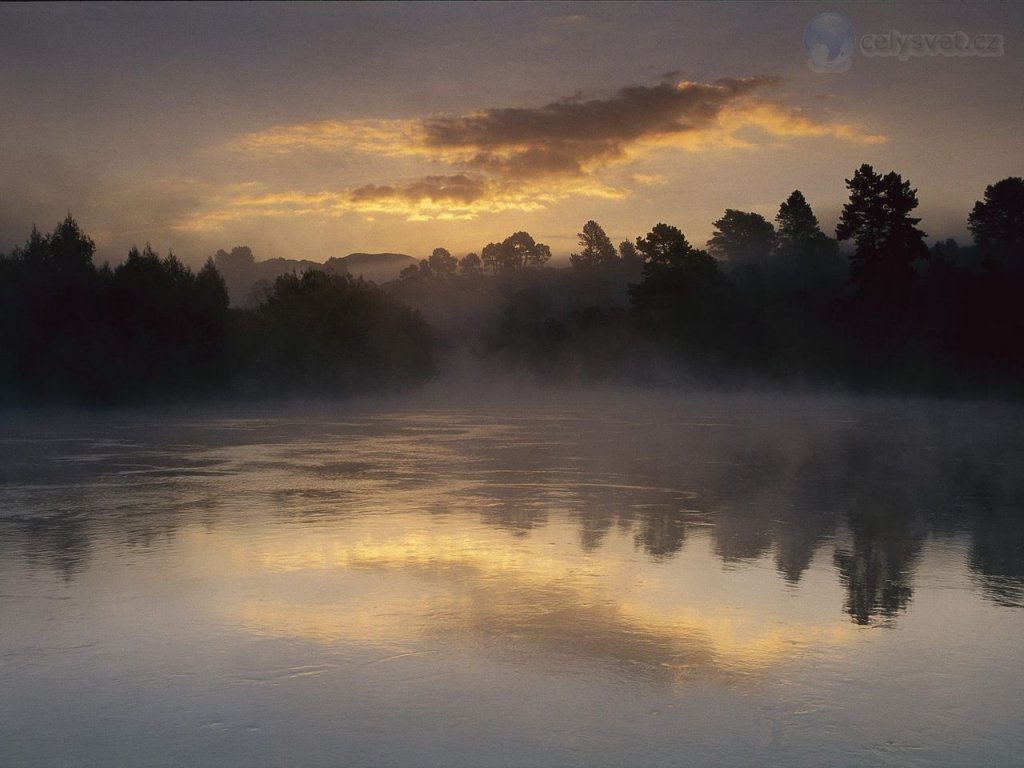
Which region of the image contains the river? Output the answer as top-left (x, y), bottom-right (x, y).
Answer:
top-left (1, 390), bottom-right (1022, 766)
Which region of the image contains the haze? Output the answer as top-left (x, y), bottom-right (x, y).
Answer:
top-left (1, 1), bottom-right (1020, 266)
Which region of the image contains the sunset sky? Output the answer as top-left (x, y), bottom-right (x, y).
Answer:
top-left (1, 1), bottom-right (1021, 268)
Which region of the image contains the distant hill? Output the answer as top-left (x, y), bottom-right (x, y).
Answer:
top-left (213, 247), bottom-right (415, 306)
top-left (325, 253), bottom-right (417, 285)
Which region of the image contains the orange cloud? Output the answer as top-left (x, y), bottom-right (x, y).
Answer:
top-left (418, 77), bottom-right (783, 174)
top-left (186, 77), bottom-right (886, 227)
top-left (721, 102), bottom-right (887, 145)
top-left (236, 119), bottom-right (421, 156)
top-left (242, 78), bottom-right (884, 171)
top-left (174, 173), bottom-right (627, 230)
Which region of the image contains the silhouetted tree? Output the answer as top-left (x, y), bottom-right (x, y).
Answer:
top-left (481, 232), bottom-right (551, 274)
top-left (930, 238), bottom-right (963, 265)
top-left (775, 191), bottom-right (819, 249)
top-left (968, 177), bottom-right (1024, 271)
top-left (945, 177), bottom-right (1024, 381)
top-left (1, 215), bottom-right (106, 400)
top-left (836, 164), bottom-right (928, 303)
top-left (399, 263), bottom-right (421, 280)
top-left (482, 279), bottom-right (568, 371)
top-left (191, 258), bottom-right (231, 376)
top-left (8, 165), bottom-right (1024, 402)
top-left (773, 190), bottom-right (845, 295)
top-left (632, 223), bottom-right (694, 271)
top-left (246, 270), bottom-right (434, 393)
top-left (459, 251), bottom-right (483, 276)
top-left (106, 244), bottom-right (230, 395)
top-left (507, 231), bottom-right (552, 272)
top-left (707, 209), bottom-right (776, 268)
top-left (0, 217), bottom-right (238, 402)
top-left (569, 220), bottom-right (617, 270)
top-left (566, 220), bottom-right (636, 310)
top-left (10, 225), bottom-right (48, 263)
top-left (428, 247), bottom-right (458, 276)
top-left (33, 214), bottom-right (97, 278)
top-left (196, 257), bottom-right (229, 307)
top-left (628, 223), bottom-right (730, 358)
top-left (480, 242), bottom-right (502, 274)
top-left (618, 239), bottom-right (640, 266)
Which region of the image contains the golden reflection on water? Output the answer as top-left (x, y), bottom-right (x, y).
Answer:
top-left (4, 404), bottom-right (1024, 766)
top-left (189, 511), bottom-right (859, 684)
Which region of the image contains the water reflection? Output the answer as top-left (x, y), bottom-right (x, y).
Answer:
top-left (14, 512), bottom-right (91, 580)
top-left (3, 397), bottom-right (1024, 766)
top-left (1, 397), bottom-right (1023, 632)
top-left (142, 506), bottom-right (854, 690)
top-left (970, 505), bottom-right (1024, 607)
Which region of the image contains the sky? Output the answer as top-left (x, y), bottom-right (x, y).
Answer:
top-left (1, 1), bottom-right (1021, 268)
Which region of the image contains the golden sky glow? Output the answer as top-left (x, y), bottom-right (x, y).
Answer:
top-left (1, 2), bottom-right (1020, 262)
top-left (175, 79), bottom-right (886, 231)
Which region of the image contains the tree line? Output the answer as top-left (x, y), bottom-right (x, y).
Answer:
top-left (394, 167), bottom-right (1022, 393)
top-left (1, 167), bottom-right (1022, 403)
top-left (0, 219), bottom-right (433, 403)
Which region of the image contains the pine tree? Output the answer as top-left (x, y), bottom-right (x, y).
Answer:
top-left (836, 164), bottom-right (927, 302)
top-left (569, 220), bottom-right (617, 269)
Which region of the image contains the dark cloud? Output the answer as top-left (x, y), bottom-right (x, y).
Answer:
top-left (350, 174), bottom-right (487, 205)
top-left (468, 146), bottom-right (589, 178)
top-left (420, 77), bottom-right (781, 176)
top-left (190, 74), bottom-right (883, 227)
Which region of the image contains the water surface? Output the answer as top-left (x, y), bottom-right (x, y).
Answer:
top-left (2, 392), bottom-right (1022, 766)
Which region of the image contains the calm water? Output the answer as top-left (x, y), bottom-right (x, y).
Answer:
top-left (1, 391), bottom-right (1023, 767)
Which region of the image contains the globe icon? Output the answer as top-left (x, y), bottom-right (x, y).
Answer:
top-left (804, 13), bottom-right (855, 73)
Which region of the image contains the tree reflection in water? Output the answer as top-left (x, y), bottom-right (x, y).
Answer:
top-left (1, 398), bottom-right (1022, 627)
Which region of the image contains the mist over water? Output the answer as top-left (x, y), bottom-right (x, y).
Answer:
top-left (1, 387), bottom-right (1022, 766)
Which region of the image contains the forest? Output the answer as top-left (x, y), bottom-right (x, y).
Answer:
top-left (1, 165), bottom-right (1022, 404)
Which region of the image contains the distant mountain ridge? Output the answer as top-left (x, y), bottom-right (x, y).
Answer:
top-left (213, 247), bottom-right (416, 305)
top-left (325, 253), bottom-right (418, 285)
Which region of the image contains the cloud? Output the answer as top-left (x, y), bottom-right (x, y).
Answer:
top-left (347, 173), bottom-right (625, 221)
top-left (242, 77), bottom-right (884, 172)
top-left (350, 174), bottom-right (486, 206)
top-left (236, 119), bottom-right (419, 156)
top-left (720, 102), bottom-right (885, 145)
top-left (628, 173), bottom-right (668, 186)
top-left (187, 77), bottom-right (886, 227)
top-left (175, 173), bottom-right (627, 230)
top-left (419, 77), bottom-right (782, 171)
top-left (348, 174), bottom-right (538, 221)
